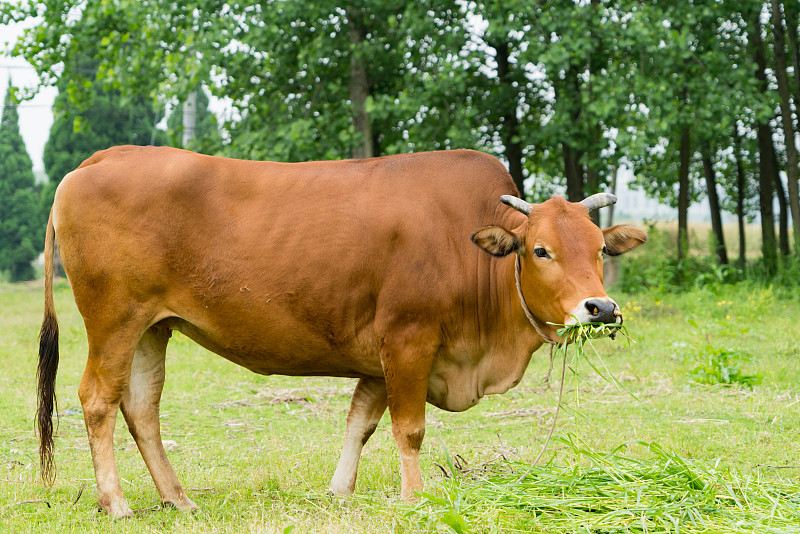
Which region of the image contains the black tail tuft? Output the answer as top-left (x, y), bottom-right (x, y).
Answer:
top-left (37, 209), bottom-right (60, 485)
top-left (37, 306), bottom-right (59, 485)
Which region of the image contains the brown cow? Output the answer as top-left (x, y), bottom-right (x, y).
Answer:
top-left (37, 146), bottom-right (645, 517)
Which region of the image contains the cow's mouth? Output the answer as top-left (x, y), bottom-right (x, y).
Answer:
top-left (554, 321), bottom-right (627, 342)
top-left (565, 297), bottom-right (622, 326)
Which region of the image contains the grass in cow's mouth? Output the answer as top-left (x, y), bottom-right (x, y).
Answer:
top-left (553, 320), bottom-right (630, 341)
top-left (527, 321), bottom-right (636, 471)
top-left (551, 321), bottom-right (635, 394)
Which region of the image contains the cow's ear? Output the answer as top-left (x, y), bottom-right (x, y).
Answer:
top-left (471, 226), bottom-right (524, 257)
top-left (603, 225), bottom-right (647, 256)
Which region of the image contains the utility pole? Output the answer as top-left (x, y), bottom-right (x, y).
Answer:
top-left (182, 91), bottom-right (197, 148)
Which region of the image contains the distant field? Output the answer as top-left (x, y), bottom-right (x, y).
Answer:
top-left (1, 280), bottom-right (799, 532)
top-left (625, 220), bottom-right (787, 260)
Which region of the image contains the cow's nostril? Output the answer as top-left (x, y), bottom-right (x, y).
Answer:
top-left (584, 299), bottom-right (617, 324)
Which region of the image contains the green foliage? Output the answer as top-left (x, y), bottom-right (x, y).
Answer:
top-left (0, 0), bottom-right (790, 229)
top-left (687, 345), bottom-right (761, 387)
top-left (684, 319), bottom-right (761, 387)
top-left (1, 0), bottom-right (798, 276)
top-left (616, 224), bottom-right (733, 292)
top-left (4, 0), bottom-right (473, 162)
top-left (748, 255), bottom-right (800, 289)
top-left (221, 0), bottom-right (474, 161)
top-left (0, 88), bottom-right (39, 281)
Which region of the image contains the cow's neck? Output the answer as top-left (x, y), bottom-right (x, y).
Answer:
top-left (513, 255), bottom-right (558, 344)
top-left (474, 254), bottom-right (550, 398)
top-left (492, 254), bottom-right (549, 353)
top-left (426, 252), bottom-right (549, 412)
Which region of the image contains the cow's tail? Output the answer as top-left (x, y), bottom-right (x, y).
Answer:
top-left (37, 208), bottom-right (59, 485)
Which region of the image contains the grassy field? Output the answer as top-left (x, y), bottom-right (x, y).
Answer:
top-left (1, 279), bottom-right (799, 533)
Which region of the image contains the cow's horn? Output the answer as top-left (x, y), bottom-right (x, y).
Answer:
top-left (581, 193), bottom-right (617, 211)
top-left (500, 195), bottom-right (532, 215)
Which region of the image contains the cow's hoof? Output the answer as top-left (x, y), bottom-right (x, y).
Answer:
top-left (100, 500), bottom-right (134, 519)
top-left (400, 488), bottom-right (423, 501)
top-left (328, 482), bottom-right (355, 497)
top-left (163, 496), bottom-right (198, 513)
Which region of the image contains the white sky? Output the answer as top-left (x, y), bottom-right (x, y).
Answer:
top-left (0, 21), bottom-right (56, 172)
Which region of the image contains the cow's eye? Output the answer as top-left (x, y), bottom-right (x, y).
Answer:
top-left (601, 246), bottom-right (607, 258)
top-left (533, 247), bottom-right (549, 259)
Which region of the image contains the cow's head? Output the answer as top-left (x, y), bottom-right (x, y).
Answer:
top-left (471, 194), bottom-right (646, 335)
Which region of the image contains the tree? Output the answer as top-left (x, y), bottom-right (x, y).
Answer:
top-left (771, 0), bottom-right (800, 256)
top-left (4, 0), bottom-right (798, 276)
top-left (449, 0), bottom-right (642, 216)
top-left (748, 7), bottom-right (780, 273)
top-left (4, 0), bottom-right (470, 163)
top-left (716, 123), bottom-right (761, 269)
top-left (624, 3), bottom-right (713, 260)
top-left (626, 1), bottom-right (774, 266)
top-left (0, 86), bottom-right (39, 281)
top-left (701, 149), bottom-right (728, 265)
top-left (224, 1), bottom-right (472, 161)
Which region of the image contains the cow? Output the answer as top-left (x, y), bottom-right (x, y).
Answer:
top-left (36, 146), bottom-right (646, 517)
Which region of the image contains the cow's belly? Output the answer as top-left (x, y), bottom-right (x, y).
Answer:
top-left (163, 316), bottom-right (384, 379)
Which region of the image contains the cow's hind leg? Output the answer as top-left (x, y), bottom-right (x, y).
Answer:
top-left (120, 325), bottom-right (197, 512)
top-left (79, 328), bottom-right (143, 518)
top-left (330, 377), bottom-right (387, 495)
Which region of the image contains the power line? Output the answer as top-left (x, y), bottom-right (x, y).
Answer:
top-left (0, 104), bottom-right (53, 109)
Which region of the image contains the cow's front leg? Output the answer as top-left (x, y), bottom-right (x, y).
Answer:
top-left (330, 377), bottom-right (388, 495)
top-left (380, 332), bottom-right (436, 500)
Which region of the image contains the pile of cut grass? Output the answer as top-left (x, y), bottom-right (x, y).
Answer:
top-left (408, 436), bottom-right (800, 533)
top-left (406, 322), bottom-right (800, 533)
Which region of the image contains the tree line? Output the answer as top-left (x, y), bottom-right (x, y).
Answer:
top-left (1, 0), bottom-right (799, 281)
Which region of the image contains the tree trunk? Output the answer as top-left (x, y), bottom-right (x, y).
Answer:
top-left (773, 150), bottom-right (790, 257)
top-left (585, 124), bottom-right (602, 226)
top-left (606, 165), bottom-right (618, 228)
top-left (786, 2), bottom-right (800, 104)
top-left (494, 41), bottom-right (524, 196)
top-left (771, 0), bottom-right (800, 255)
top-left (678, 125), bottom-right (691, 260)
top-left (559, 65), bottom-right (586, 204)
top-left (702, 152), bottom-right (728, 265)
top-left (347, 8), bottom-right (373, 160)
top-left (757, 123), bottom-right (778, 274)
top-left (750, 13), bottom-right (778, 274)
top-left (732, 127), bottom-right (747, 268)
top-left (562, 144), bottom-right (585, 202)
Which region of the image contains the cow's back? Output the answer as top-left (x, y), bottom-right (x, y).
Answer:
top-left (53, 146), bottom-right (519, 377)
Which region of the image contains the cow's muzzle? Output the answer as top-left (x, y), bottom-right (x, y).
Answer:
top-left (566, 297), bottom-right (622, 325)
